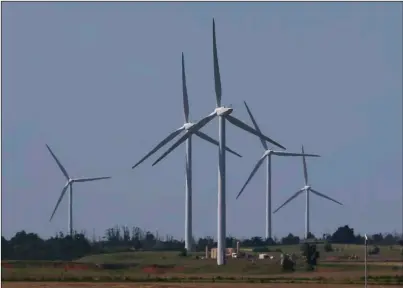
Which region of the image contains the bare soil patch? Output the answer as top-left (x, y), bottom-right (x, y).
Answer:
top-left (271, 269), bottom-right (399, 279)
top-left (3, 283), bottom-right (403, 288)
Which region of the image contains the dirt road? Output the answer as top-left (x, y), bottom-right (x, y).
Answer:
top-left (2, 283), bottom-right (401, 288)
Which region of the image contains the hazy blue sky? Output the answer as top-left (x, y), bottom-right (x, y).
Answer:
top-left (3, 2), bottom-right (402, 240)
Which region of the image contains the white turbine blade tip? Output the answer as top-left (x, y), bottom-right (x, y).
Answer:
top-left (132, 127), bottom-right (184, 169)
top-left (195, 131), bottom-right (242, 158)
top-left (50, 183), bottom-right (70, 221)
top-left (74, 176), bottom-right (111, 182)
top-left (275, 151), bottom-right (320, 157)
top-left (310, 188), bottom-right (343, 206)
top-left (243, 101), bottom-right (268, 150)
top-left (152, 131), bottom-right (192, 166)
top-left (46, 144), bottom-right (70, 179)
top-left (226, 115), bottom-right (286, 150)
top-left (236, 157), bottom-right (265, 199)
top-left (273, 189), bottom-right (304, 214)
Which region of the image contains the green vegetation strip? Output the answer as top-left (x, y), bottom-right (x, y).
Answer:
top-left (2, 275), bottom-right (403, 285)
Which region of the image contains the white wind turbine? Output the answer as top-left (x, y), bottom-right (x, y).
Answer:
top-left (46, 144), bottom-right (111, 235)
top-left (131, 53), bottom-right (242, 252)
top-left (236, 101), bottom-right (320, 240)
top-left (273, 145), bottom-right (343, 239)
top-left (151, 19), bottom-right (286, 265)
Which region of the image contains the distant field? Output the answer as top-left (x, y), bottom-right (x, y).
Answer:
top-left (242, 244), bottom-right (402, 257)
top-left (2, 244), bottom-right (402, 284)
top-left (76, 244), bottom-right (402, 263)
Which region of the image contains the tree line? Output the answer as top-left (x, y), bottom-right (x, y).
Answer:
top-left (2, 225), bottom-right (402, 261)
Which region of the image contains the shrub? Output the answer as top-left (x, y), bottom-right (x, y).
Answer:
top-left (324, 242), bottom-right (333, 252)
top-left (281, 256), bottom-right (295, 272)
top-left (178, 249), bottom-right (187, 257)
top-left (368, 246), bottom-right (380, 255)
top-left (252, 247), bottom-right (270, 253)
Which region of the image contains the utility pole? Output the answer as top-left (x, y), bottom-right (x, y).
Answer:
top-left (364, 234), bottom-right (368, 288)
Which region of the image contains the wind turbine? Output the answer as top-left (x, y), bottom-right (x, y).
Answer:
top-left (131, 53), bottom-right (242, 252)
top-left (46, 144), bottom-right (111, 236)
top-left (236, 101), bottom-right (320, 240)
top-left (273, 145), bottom-right (343, 239)
top-left (151, 19), bottom-right (286, 265)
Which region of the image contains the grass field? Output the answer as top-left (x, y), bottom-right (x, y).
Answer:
top-left (2, 244), bottom-right (402, 285)
top-left (241, 244), bottom-right (402, 260)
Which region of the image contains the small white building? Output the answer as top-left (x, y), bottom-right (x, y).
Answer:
top-left (258, 253), bottom-right (269, 259)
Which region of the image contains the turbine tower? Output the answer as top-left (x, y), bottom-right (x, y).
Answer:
top-left (151, 19), bottom-right (286, 265)
top-left (273, 145), bottom-right (343, 239)
top-left (46, 144), bottom-right (111, 235)
top-left (236, 101), bottom-right (320, 240)
top-left (131, 53), bottom-right (242, 252)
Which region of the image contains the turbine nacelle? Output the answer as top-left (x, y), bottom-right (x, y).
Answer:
top-left (215, 107), bottom-right (233, 116)
top-left (131, 53), bottom-right (244, 171)
top-left (263, 149), bottom-right (297, 157)
top-left (183, 122), bottom-right (195, 130)
top-left (304, 185), bottom-right (311, 190)
top-left (263, 149), bottom-right (274, 157)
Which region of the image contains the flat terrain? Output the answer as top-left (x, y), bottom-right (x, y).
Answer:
top-left (3, 283), bottom-right (403, 288)
top-left (3, 244), bottom-right (402, 285)
top-left (77, 244), bottom-right (402, 262)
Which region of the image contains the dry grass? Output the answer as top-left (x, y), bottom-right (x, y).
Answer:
top-left (2, 245), bottom-right (401, 285)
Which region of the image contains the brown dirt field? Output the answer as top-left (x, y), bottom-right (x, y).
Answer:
top-left (272, 269), bottom-right (399, 279)
top-left (323, 261), bottom-right (403, 267)
top-left (155, 268), bottom-right (399, 280)
top-left (3, 284), bottom-right (403, 288)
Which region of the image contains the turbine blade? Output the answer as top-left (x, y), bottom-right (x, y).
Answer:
top-left (73, 176), bottom-right (111, 183)
top-left (301, 145), bottom-right (308, 185)
top-left (310, 188), bottom-right (343, 206)
top-left (273, 188), bottom-right (305, 214)
top-left (193, 111), bottom-right (217, 130)
top-left (226, 115), bottom-right (286, 150)
top-left (46, 144), bottom-right (70, 180)
top-left (236, 155), bottom-right (266, 199)
top-left (50, 183), bottom-right (70, 222)
top-left (194, 130), bottom-right (242, 158)
top-left (273, 151), bottom-right (320, 158)
top-left (243, 101), bottom-right (268, 150)
top-left (151, 111), bottom-right (217, 166)
top-left (182, 53), bottom-right (189, 122)
top-left (132, 127), bottom-right (184, 169)
top-left (213, 19), bottom-right (222, 107)
top-left (152, 131), bottom-right (192, 166)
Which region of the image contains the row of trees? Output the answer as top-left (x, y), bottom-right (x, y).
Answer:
top-left (2, 225), bottom-right (402, 261)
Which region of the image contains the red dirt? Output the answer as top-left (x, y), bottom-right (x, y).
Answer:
top-left (3, 283), bottom-right (403, 288)
top-left (142, 265), bottom-right (185, 274)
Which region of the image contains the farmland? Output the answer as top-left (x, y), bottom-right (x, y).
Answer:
top-left (2, 244), bottom-right (402, 286)
top-left (2, 226), bottom-right (402, 286)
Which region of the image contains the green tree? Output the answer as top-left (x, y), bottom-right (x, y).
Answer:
top-left (324, 241), bottom-right (333, 252)
top-left (301, 243), bottom-right (319, 271)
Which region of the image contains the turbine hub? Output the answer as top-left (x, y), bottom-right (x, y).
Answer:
top-left (264, 150), bottom-right (273, 156)
top-left (183, 122), bottom-right (195, 130)
top-left (216, 107), bottom-right (233, 116)
top-left (304, 185), bottom-right (310, 190)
